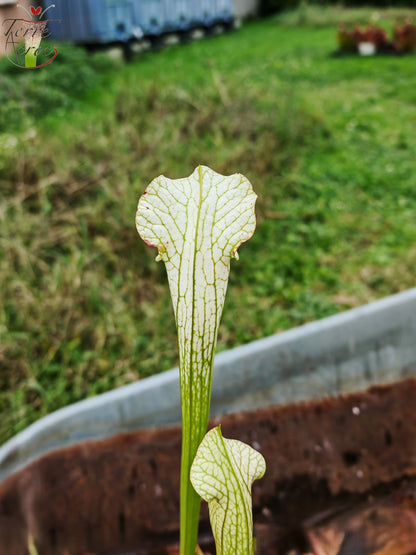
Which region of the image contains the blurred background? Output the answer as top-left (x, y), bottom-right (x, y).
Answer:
top-left (0, 0), bottom-right (415, 445)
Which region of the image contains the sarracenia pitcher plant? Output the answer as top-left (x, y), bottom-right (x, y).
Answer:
top-left (136, 166), bottom-right (265, 554)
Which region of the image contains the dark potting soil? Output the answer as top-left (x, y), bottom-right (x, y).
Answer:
top-left (0, 379), bottom-right (416, 555)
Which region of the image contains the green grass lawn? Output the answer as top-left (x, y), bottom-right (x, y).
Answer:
top-left (1, 9), bottom-right (416, 444)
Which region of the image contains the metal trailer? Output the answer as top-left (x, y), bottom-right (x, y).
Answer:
top-left (46, 0), bottom-right (143, 45)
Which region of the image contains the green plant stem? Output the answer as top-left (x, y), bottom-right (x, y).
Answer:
top-left (179, 357), bottom-right (214, 555)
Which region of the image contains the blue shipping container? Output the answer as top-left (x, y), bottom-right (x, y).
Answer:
top-left (47, 0), bottom-right (141, 44)
top-left (164, 0), bottom-right (191, 31)
top-left (132, 0), bottom-right (166, 36)
top-left (47, 0), bottom-right (234, 45)
top-left (214, 0), bottom-right (234, 23)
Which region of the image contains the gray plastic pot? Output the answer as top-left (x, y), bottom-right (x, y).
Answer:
top-left (1, 287), bottom-right (416, 484)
